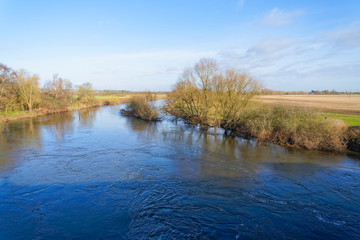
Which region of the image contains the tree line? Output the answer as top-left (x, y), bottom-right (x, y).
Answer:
top-left (0, 63), bottom-right (96, 113)
top-left (262, 89), bottom-right (360, 95)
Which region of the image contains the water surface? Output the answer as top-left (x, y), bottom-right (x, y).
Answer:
top-left (0, 106), bottom-right (359, 239)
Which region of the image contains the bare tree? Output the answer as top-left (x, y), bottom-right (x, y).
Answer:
top-left (15, 70), bottom-right (41, 111)
top-left (44, 74), bottom-right (73, 107)
top-left (166, 58), bottom-right (219, 125)
top-left (0, 63), bottom-right (17, 112)
top-left (215, 70), bottom-right (261, 130)
top-left (165, 58), bottom-right (261, 130)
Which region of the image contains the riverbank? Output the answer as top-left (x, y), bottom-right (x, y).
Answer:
top-left (0, 103), bottom-right (101, 123)
top-left (165, 103), bottom-right (352, 153)
top-left (253, 95), bottom-right (360, 153)
top-left (164, 98), bottom-right (360, 154)
top-left (0, 93), bottom-right (167, 124)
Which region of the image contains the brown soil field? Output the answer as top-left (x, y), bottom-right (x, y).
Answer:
top-left (254, 95), bottom-right (360, 114)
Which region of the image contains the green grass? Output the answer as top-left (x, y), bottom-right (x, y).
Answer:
top-left (0, 110), bottom-right (28, 115)
top-left (321, 113), bottom-right (360, 126)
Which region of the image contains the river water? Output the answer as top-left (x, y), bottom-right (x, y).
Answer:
top-left (0, 105), bottom-right (359, 239)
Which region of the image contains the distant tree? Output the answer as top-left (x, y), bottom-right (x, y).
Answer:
top-left (0, 63), bottom-right (17, 112)
top-left (15, 70), bottom-right (41, 111)
top-left (261, 89), bottom-right (285, 95)
top-left (43, 74), bottom-right (73, 107)
top-left (77, 82), bottom-right (96, 104)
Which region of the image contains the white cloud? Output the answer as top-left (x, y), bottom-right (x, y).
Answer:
top-left (247, 39), bottom-right (294, 56)
top-left (217, 33), bottom-right (360, 91)
top-left (327, 22), bottom-right (360, 48)
top-left (261, 8), bottom-right (303, 26)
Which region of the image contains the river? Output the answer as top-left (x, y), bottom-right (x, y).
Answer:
top-left (0, 105), bottom-right (359, 239)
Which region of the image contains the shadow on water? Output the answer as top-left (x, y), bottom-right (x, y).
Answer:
top-left (0, 105), bottom-right (359, 239)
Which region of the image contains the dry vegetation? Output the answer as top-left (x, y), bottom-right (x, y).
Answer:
top-left (96, 93), bottom-right (166, 106)
top-left (165, 58), bottom-right (261, 129)
top-left (121, 93), bottom-right (160, 121)
top-left (0, 62), bottom-right (167, 124)
top-left (164, 59), bottom-right (355, 152)
top-left (0, 63), bottom-right (97, 119)
top-left (234, 106), bottom-right (348, 152)
top-left (2, 60), bottom-right (359, 152)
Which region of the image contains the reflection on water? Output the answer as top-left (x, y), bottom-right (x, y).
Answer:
top-left (0, 108), bottom-right (99, 171)
top-left (78, 107), bottom-right (98, 128)
top-left (42, 111), bottom-right (74, 140)
top-left (0, 117), bottom-right (42, 170)
top-left (0, 105), bottom-right (359, 239)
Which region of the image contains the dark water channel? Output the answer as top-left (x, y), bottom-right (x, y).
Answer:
top-left (0, 105), bottom-right (359, 239)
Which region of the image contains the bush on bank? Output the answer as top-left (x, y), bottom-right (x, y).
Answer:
top-left (121, 93), bottom-right (160, 121)
top-left (233, 106), bottom-right (348, 152)
top-left (164, 58), bottom-right (349, 152)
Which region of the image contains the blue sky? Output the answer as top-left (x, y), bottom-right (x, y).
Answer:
top-left (1, 0), bottom-right (359, 91)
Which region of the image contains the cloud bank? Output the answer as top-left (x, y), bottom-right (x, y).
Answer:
top-left (261, 8), bottom-right (303, 26)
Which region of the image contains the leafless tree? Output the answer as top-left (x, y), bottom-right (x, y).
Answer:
top-left (43, 74), bottom-right (73, 107)
top-left (15, 70), bottom-right (41, 111)
top-left (166, 58), bottom-right (261, 130)
top-left (0, 63), bottom-right (17, 112)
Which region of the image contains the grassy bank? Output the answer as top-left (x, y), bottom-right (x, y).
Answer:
top-left (254, 95), bottom-right (360, 127)
top-left (0, 93), bottom-right (166, 124)
top-left (165, 100), bottom-right (350, 152)
top-left (164, 59), bottom-right (354, 152)
top-left (320, 113), bottom-right (360, 127)
top-left (0, 102), bottom-right (101, 123)
top-left (233, 106), bottom-right (348, 152)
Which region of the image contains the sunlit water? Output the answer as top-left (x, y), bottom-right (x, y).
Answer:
top-left (0, 105), bottom-right (359, 239)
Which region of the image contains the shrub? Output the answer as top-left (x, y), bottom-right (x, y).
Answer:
top-left (121, 93), bottom-right (160, 121)
top-left (233, 106), bottom-right (348, 152)
top-left (77, 82), bottom-right (96, 104)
